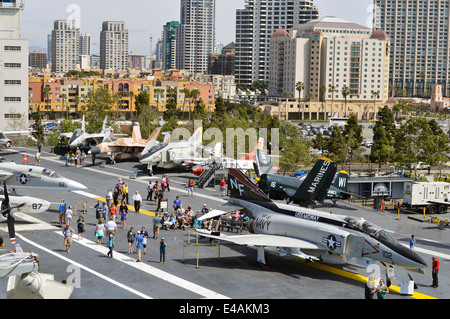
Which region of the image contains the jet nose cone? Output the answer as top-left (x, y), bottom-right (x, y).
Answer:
top-left (139, 151), bottom-right (151, 163)
top-left (67, 180), bottom-right (88, 190)
top-left (89, 146), bottom-right (100, 155)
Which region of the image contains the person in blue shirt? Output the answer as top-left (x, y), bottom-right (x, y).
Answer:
top-left (173, 196), bottom-right (182, 212)
top-left (135, 231), bottom-right (144, 262)
top-left (59, 200), bottom-right (67, 225)
top-left (410, 234), bottom-right (416, 250)
top-left (107, 234), bottom-right (114, 258)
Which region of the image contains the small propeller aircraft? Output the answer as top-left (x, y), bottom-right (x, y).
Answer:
top-left (254, 148), bottom-right (353, 207)
top-left (197, 168), bottom-right (428, 281)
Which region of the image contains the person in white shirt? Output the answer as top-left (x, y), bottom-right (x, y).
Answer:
top-left (65, 206), bottom-right (74, 226)
top-left (133, 191), bottom-right (143, 213)
top-left (106, 188), bottom-right (113, 207)
top-left (105, 217), bottom-right (118, 239)
top-left (147, 180), bottom-right (154, 201)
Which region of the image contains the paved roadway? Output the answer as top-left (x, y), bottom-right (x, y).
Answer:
top-left (0, 146), bottom-right (448, 303)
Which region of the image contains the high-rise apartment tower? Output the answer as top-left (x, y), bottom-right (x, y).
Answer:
top-left (176, 0), bottom-right (216, 74)
top-left (235, 0), bottom-right (319, 86)
top-left (100, 21), bottom-right (129, 71)
top-left (374, 0), bottom-right (450, 96)
top-left (51, 19), bottom-right (80, 73)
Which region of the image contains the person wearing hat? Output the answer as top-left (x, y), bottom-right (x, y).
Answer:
top-left (160, 238), bottom-right (166, 264)
top-left (62, 223), bottom-right (74, 254)
top-left (65, 205), bottom-right (73, 227)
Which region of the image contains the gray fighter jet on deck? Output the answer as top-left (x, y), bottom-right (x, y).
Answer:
top-left (0, 162), bottom-right (87, 190)
top-left (197, 168), bottom-right (427, 279)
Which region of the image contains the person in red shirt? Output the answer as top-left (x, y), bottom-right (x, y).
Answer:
top-left (109, 204), bottom-right (118, 222)
top-left (432, 256), bottom-right (440, 288)
top-left (220, 178), bottom-right (226, 197)
top-left (187, 178), bottom-right (194, 197)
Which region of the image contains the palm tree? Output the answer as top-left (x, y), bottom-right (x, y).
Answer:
top-left (42, 86), bottom-right (52, 120)
top-left (328, 85), bottom-right (336, 117)
top-left (319, 85), bottom-right (326, 118)
top-left (60, 93), bottom-right (68, 119)
top-left (113, 92), bottom-right (122, 119)
top-left (341, 86), bottom-right (350, 117)
top-left (281, 92), bottom-right (291, 120)
top-left (371, 90), bottom-right (380, 120)
top-left (190, 89), bottom-right (200, 121)
top-left (153, 88), bottom-right (163, 114)
top-left (127, 91), bottom-right (135, 119)
top-left (181, 88), bottom-right (191, 117)
top-left (295, 81), bottom-right (304, 121)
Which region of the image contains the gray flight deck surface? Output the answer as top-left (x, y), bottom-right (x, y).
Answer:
top-left (0, 147), bottom-right (448, 301)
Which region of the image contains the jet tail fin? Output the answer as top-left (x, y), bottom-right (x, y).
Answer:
top-left (147, 127), bottom-right (161, 143)
top-left (132, 123), bottom-right (142, 141)
top-left (254, 148), bottom-right (274, 177)
top-left (239, 137), bottom-right (264, 161)
top-left (333, 170), bottom-right (349, 191)
top-left (227, 168), bottom-right (272, 202)
top-left (188, 127), bottom-right (203, 145)
top-left (81, 115), bottom-right (85, 132)
top-left (293, 158), bottom-right (337, 203)
top-left (102, 116), bottom-right (108, 131)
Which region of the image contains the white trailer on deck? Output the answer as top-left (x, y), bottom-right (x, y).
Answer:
top-left (403, 181), bottom-right (450, 214)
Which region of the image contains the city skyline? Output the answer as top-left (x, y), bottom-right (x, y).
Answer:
top-left (23, 0), bottom-right (373, 55)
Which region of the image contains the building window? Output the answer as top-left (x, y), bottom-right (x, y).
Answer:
top-left (4, 97), bottom-right (21, 102)
top-left (4, 114), bottom-right (21, 119)
top-left (5, 80), bottom-right (21, 85)
top-left (4, 46), bottom-right (21, 51)
top-left (4, 63), bottom-right (21, 68)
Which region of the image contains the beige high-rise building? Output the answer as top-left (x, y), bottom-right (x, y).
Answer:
top-left (268, 17), bottom-right (390, 120)
top-left (100, 21), bottom-right (129, 71)
top-left (51, 20), bottom-right (80, 73)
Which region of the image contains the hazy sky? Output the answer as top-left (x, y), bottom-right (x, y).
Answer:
top-left (22, 0), bottom-right (374, 54)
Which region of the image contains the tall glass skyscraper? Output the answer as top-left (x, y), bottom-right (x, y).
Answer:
top-left (374, 0), bottom-right (450, 96)
top-left (235, 0), bottom-right (319, 86)
top-left (162, 21), bottom-right (180, 70)
top-left (176, 0), bottom-right (216, 74)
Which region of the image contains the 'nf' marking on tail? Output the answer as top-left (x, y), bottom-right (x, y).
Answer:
top-left (308, 160), bottom-right (331, 194)
top-left (230, 178), bottom-right (244, 196)
top-left (338, 177), bottom-right (346, 188)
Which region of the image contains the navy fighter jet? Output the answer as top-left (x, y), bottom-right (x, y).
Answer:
top-left (198, 168), bottom-right (427, 276)
top-left (0, 162), bottom-right (87, 190)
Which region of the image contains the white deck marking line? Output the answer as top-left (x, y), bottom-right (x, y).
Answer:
top-left (55, 232), bottom-right (230, 299)
top-left (16, 233), bottom-right (153, 299)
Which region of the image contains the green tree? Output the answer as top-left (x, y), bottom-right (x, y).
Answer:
top-left (31, 112), bottom-right (45, 144)
top-left (84, 86), bottom-right (114, 134)
top-left (341, 86), bottom-right (350, 117)
top-left (134, 91), bottom-right (150, 117)
top-left (326, 126), bottom-right (348, 167)
top-left (370, 125), bottom-right (394, 168)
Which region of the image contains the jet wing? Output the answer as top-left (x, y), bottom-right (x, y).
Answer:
top-left (198, 203), bottom-right (245, 221)
top-left (0, 170), bottom-right (14, 181)
top-left (197, 230), bottom-right (322, 249)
